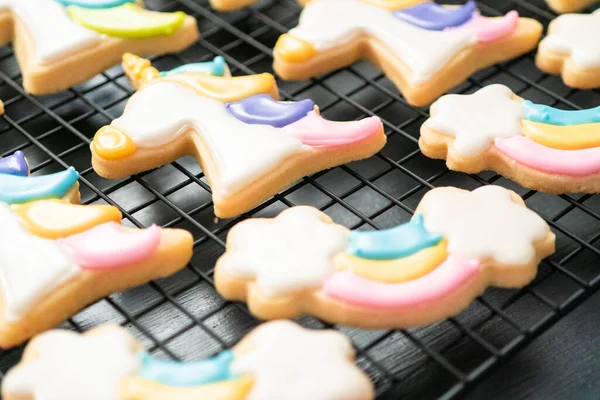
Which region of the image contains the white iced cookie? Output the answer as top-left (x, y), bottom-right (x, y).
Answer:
top-left (0, 0), bottom-right (199, 94)
top-left (537, 9), bottom-right (600, 88)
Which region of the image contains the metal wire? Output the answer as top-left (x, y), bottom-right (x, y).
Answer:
top-left (1, 0), bottom-right (599, 397)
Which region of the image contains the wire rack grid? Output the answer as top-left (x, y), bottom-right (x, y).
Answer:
top-left (1, 0), bottom-right (600, 398)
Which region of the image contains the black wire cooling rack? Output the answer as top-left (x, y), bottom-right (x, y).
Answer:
top-left (1, 0), bottom-right (600, 398)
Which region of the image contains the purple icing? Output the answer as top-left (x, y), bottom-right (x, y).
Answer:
top-left (0, 151), bottom-right (29, 176)
top-left (225, 94), bottom-right (315, 128)
top-left (393, 0), bottom-right (477, 31)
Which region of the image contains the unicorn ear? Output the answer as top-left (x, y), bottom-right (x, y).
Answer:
top-left (122, 53), bottom-right (160, 90)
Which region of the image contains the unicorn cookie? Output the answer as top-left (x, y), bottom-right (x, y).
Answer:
top-left (545, 0), bottom-right (598, 13)
top-left (0, 151), bottom-right (81, 204)
top-left (90, 54), bottom-right (386, 218)
top-left (0, 0), bottom-right (199, 94)
top-left (2, 321), bottom-right (374, 400)
top-left (215, 186), bottom-right (555, 328)
top-left (272, 0), bottom-right (542, 106)
top-left (537, 9), bottom-right (600, 89)
top-left (421, 84), bottom-right (600, 193)
top-left (0, 198), bottom-right (192, 347)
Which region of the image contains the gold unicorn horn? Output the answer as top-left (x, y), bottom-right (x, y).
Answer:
top-left (122, 53), bottom-right (160, 90)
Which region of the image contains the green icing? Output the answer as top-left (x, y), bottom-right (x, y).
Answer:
top-left (67, 3), bottom-right (186, 39)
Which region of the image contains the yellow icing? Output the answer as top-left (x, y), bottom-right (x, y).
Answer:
top-left (122, 53), bottom-right (160, 89)
top-left (92, 126), bottom-right (137, 160)
top-left (67, 3), bottom-right (186, 39)
top-left (335, 240), bottom-right (448, 283)
top-left (120, 376), bottom-right (253, 400)
top-left (11, 199), bottom-right (122, 239)
top-left (156, 74), bottom-right (277, 102)
top-left (522, 120), bottom-right (600, 150)
top-left (274, 34), bottom-right (318, 63)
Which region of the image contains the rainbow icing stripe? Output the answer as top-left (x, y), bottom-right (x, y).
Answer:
top-left (326, 215), bottom-right (480, 309)
top-left (393, 1), bottom-right (519, 43)
top-left (392, 1), bottom-right (477, 31)
top-left (500, 98), bottom-right (600, 176)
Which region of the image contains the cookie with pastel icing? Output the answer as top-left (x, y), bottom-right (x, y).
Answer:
top-left (272, 0), bottom-right (542, 107)
top-left (420, 84), bottom-right (600, 193)
top-left (537, 9), bottom-right (600, 89)
top-left (90, 54), bottom-right (386, 218)
top-left (214, 186), bottom-right (555, 328)
top-left (0, 198), bottom-right (192, 347)
top-left (2, 321), bottom-right (374, 400)
top-left (545, 0), bottom-right (597, 13)
top-left (0, 0), bottom-right (199, 95)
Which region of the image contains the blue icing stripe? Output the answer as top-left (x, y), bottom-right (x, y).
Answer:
top-left (137, 350), bottom-right (235, 387)
top-left (159, 56), bottom-right (226, 77)
top-left (54, 0), bottom-right (134, 8)
top-left (392, 0), bottom-right (477, 31)
top-left (347, 214), bottom-right (442, 260)
top-left (0, 167), bottom-right (79, 204)
top-left (0, 151), bottom-right (29, 177)
top-left (524, 100), bottom-right (600, 126)
top-left (225, 94), bottom-right (315, 128)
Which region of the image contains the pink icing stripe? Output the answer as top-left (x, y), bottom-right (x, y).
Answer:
top-left (282, 111), bottom-right (382, 147)
top-left (59, 222), bottom-right (161, 269)
top-left (494, 136), bottom-right (600, 177)
top-left (451, 11), bottom-right (519, 43)
top-left (322, 255), bottom-right (481, 310)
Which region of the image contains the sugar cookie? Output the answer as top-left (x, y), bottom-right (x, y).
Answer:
top-left (272, 0), bottom-right (542, 106)
top-left (537, 9), bottom-right (600, 89)
top-left (545, 0), bottom-right (597, 13)
top-left (421, 84), bottom-right (600, 193)
top-left (91, 54), bottom-right (386, 218)
top-left (0, 198), bottom-right (192, 347)
top-left (215, 186), bottom-right (555, 328)
top-left (0, 151), bottom-right (81, 204)
top-left (2, 321), bottom-right (374, 400)
top-left (0, 0), bottom-right (199, 94)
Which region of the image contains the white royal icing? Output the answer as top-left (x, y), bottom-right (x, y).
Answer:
top-left (421, 186), bottom-right (549, 265)
top-left (425, 85), bottom-right (525, 158)
top-left (541, 9), bottom-right (600, 69)
top-left (0, 0), bottom-right (102, 64)
top-left (111, 81), bottom-right (309, 197)
top-left (0, 203), bottom-right (81, 321)
top-left (288, 0), bottom-right (476, 83)
top-left (2, 329), bottom-right (140, 400)
top-left (231, 321), bottom-right (372, 400)
top-left (220, 207), bottom-right (348, 296)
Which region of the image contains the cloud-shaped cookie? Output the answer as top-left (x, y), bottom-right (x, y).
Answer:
top-left (215, 186), bottom-right (555, 328)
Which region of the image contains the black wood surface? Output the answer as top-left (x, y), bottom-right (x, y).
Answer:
top-left (468, 291), bottom-right (600, 399)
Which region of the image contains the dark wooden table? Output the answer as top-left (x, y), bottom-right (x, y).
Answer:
top-left (467, 290), bottom-right (600, 399)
